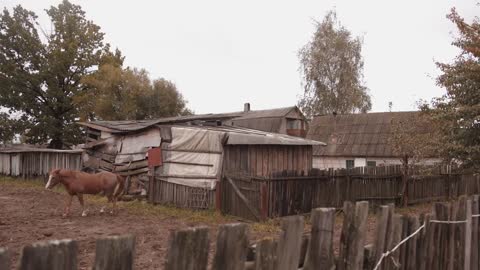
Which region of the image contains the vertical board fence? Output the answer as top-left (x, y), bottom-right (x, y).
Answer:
top-left (0, 149), bottom-right (83, 178)
top-left (221, 170), bottom-right (480, 221)
top-left (6, 197), bottom-right (480, 269)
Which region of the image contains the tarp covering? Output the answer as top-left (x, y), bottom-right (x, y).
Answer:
top-left (158, 127), bottom-right (226, 189)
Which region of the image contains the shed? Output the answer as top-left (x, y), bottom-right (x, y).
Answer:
top-left (78, 120), bottom-right (324, 212)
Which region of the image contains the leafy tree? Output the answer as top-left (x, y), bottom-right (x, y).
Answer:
top-left (0, 113), bottom-right (23, 143)
top-left (298, 11), bottom-right (371, 119)
top-left (422, 8), bottom-right (480, 171)
top-left (78, 52), bottom-right (192, 121)
top-left (388, 112), bottom-right (443, 205)
top-left (0, 1), bottom-right (106, 148)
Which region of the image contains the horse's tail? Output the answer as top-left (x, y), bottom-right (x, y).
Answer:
top-left (113, 174), bottom-right (125, 198)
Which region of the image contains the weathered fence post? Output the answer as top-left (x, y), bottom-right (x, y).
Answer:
top-left (260, 183), bottom-right (268, 220)
top-left (213, 223), bottom-right (249, 270)
top-left (165, 226), bottom-right (209, 270)
top-left (0, 247), bottom-right (10, 270)
top-left (93, 235), bottom-right (135, 270)
top-left (19, 239), bottom-right (77, 270)
top-left (304, 208), bottom-right (335, 270)
top-left (406, 216), bottom-right (419, 270)
top-left (432, 202), bottom-right (451, 270)
top-left (337, 201), bottom-right (369, 270)
top-left (372, 204), bottom-right (394, 270)
top-left (389, 214), bottom-right (403, 270)
top-left (464, 198), bottom-right (473, 270)
top-left (471, 195), bottom-right (479, 270)
top-left (275, 215), bottom-right (304, 270)
top-left (419, 213), bottom-right (433, 270)
top-left (254, 238), bottom-right (276, 270)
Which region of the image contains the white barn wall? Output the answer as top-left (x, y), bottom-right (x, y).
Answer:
top-left (313, 156), bottom-right (442, 170)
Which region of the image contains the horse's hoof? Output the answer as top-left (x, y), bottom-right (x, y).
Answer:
top-left (62, 214), bottom-right (68, 218)
top-left (81, 212), bottom-right (87, 217)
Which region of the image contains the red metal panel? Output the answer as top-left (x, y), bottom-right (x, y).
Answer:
top-left (147, 147), bottom-right (162, 167)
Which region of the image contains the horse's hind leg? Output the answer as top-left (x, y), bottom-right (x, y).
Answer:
top-left (78, 194), bottom-right (87, 217)
top-left (111, 196), bottom-right (118, 215)
top-left (107, 195), bottom-right (117, 215)
top-left (63, 195), bottom-right (73, 218)
top-left (101, 195), bottom-right (112, 214)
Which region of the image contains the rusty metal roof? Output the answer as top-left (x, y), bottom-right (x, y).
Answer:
top-left (307, 111), bottom-right (421, 157)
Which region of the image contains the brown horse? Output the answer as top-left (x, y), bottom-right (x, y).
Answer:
top-left (45, 169), bottom-right (125, 217)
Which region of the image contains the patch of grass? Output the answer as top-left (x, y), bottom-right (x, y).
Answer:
top-left (0, 176), bottom-right (45, 188)
top-left (251, 218), bottom-right (281, 234)
top-left (0, 176), bottom-right (69, 195)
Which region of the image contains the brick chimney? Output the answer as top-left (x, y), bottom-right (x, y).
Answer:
top-left (244, 103), bottom-right (250, 112)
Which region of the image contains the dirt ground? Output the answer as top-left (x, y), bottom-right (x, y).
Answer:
top-left (0, 179), bottom-right (434, 270)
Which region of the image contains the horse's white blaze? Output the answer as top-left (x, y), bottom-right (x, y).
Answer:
top-left (45, 175), bottom-right (53, 189)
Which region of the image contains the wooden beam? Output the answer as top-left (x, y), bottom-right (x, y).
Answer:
top-left (114, 160), bottom-right (148, 172)
top-left (163, 161), bottom-right (214, 167)
top-left (163, 148), bottom-right (222, 155)
top-left (117, 167), bottom-right (149, 176)
top-left (157, 174), bottom-right (218, 180)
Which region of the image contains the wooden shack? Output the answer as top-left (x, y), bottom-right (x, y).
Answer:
top-left (78, 120), bottom-right (324, 212)
top-left (0, 146), bottom-right (83, 178)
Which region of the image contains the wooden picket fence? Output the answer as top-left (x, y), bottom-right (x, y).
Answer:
top-left (2, 196), bottom-right (480, 270)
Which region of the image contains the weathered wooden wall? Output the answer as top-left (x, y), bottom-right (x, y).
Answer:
top-left (149, 178), bottom-right (215, 209)
top-left (223, 145), bottom-right (312, 177)
top-left (0, 151), bottom-right (82, 178)
top-left (222, 172), bottom-right (480, 221)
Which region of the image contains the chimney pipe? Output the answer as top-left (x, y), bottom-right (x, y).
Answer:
top-left (244, 103), bottom-right (250, 112)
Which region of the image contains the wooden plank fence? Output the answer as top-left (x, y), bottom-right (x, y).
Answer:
top-left (4, 197), bottom-right (480, 270)
top-left (222, 171), bottom-right (480, 221)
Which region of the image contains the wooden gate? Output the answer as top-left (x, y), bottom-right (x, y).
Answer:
top-left (221, 175), bottom-right (264, 221)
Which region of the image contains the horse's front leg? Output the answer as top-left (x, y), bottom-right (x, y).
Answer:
top-left (63, 195), bottom-right (73, 217)
top-left (77, 194), bottom-right (87, 217)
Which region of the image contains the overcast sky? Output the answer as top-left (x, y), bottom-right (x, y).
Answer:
top-left (2, 0), bottom-right (478, 114)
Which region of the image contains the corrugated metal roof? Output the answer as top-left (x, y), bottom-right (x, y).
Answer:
top-left (307, 111), bottom-right (421, 157)
top-left (78, 106), bottom-right (300, 133)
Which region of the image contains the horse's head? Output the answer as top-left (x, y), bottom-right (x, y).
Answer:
top-left (45, 169), bottom-right (62, 189)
